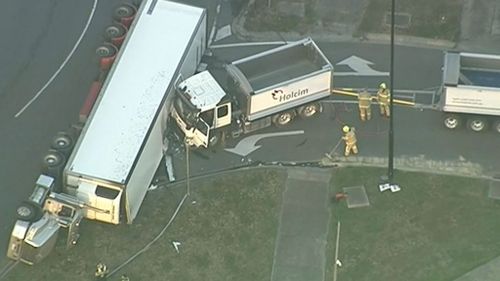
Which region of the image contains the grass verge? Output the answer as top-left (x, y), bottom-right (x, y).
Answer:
top-left (326, 167), bottom-right (500, 281)
top-left (4, 167), bottom-right (500, 281)
top-left (5, 168), bottom-right (286, 281)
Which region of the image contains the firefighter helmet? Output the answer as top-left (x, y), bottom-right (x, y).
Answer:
top-left (379, 83), bottom-right (387, 89)
top-left (342, 125), bottom-right (350, 133)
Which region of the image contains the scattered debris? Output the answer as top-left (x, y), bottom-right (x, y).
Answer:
top-left (379, 183), bottom-right (401, 193)
top-left (172, 241), bottom-right (181, 254)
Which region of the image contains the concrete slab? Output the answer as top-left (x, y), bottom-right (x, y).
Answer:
top-left (488, 179), bottom-right (500, 199)
top-left (287, 168), bottom-right (332, 183)
top-left (343, 185), bottom-right (370, 208)
top-left (279, 202), bottom-right (330, 237)
top-left (271, 168), bottom-right (331, 281)
top-left (284, 179), bottom-right (329, 207)
top-left (453, 255), bottom-right (500, 281)
top-left (272, 263), bottom-right (324, 281)
top-left (274, 234), bottom-right (326, 268)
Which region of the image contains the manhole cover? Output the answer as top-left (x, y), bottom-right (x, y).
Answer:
top-left (343, 185), bottom-right (370, 208)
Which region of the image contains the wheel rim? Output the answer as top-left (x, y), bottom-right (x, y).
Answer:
top-left (278, 113), bottom-right (292, 125)
top-left (96, 46), bottom-right (112, 57)
top-left (18, 206), bottom-right (31, 217)
top-left (470, 120), bottom-right (484, 131)
top-left (495, 123), bottom-right (500, 133)
top-left (116, 6), bottom-right (134, 17)
top-left (45, 154), bottom-right (60, 166)
top-left (54, 135), bottom-right (70, 148)
top-left (444, 118), bottom-right (458, 129)
top-left (302, 105), bottom-right (317, 117)
top-left (209, 134), bottom-right (218, 145)
top-left (106, 26), bottom-right (122, 37)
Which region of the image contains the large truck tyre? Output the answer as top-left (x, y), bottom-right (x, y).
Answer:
top-left (41, 150), bottom-right (66, 193)
top-left (443, 114), bottom-right (462, 130)
top-left (298, 102), bottom-right (321, 119)
top-left (114, 3), bottom-right (137, 28)
top-left (96, 43), bottom-right (118, 71)
top-left (16, 201), bottom-right (43, 222)
top-left (466, 116), bottom-right (487, 132)
top-left (104, 23), bottom-right (128, 48)
top-left (272, 111), bottom-right (295, 127)
top-left (50, 131), bottom-right (74, 157)
top-left (209, 131), bottom-right (225, 147)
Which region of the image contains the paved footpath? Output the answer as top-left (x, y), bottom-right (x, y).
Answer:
top-left (453, 256), bottom-right (500, 281)
top-left (271, 168), bottom-right (332, 281)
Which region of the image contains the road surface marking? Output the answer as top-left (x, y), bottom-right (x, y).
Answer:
top-left (335, 55), bottom-right (389, 76)
top-left (225, 130), bottom-right (304, 157)
top-left (14, 0), bottom-right (99, 118)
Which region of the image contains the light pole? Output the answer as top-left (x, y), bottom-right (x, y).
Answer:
top-left (388, 0), bottom-right (396, 182)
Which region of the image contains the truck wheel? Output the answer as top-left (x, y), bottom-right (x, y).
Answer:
top-left (273, 111), bottom-right (295, 127)
top-left (50, 131), bottom-right (74, 157)
top-left (443, 114), bottom-right (461, 130)
top-left (298, 103), bottom-right (321, 119)
top-left (42, 150), bottom-right (66, 192)
top-left (114, 4), bottom-right (136, 20)
top-left (492, 120), bottom-right (500, 133)
top-left (467, 117), bottom-right (487, 132)
top-left (105, 23), bottom-right (127, 40)
top-left (16, 201), bottom-right (43, 222)
top-left (96, 44), bottom-right (117, 58)
top-left (209, 131), bottom-right (224, 147)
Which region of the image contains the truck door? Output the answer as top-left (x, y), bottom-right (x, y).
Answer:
top-left (192, 119), bottom-right (210, 147)
top-left (76, 181), bottom-right (122, 224)
top-left (214, 103), bottom-right (231, 128)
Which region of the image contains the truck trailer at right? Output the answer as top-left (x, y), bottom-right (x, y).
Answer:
top-left (439, 51), bottom-right (500, 133)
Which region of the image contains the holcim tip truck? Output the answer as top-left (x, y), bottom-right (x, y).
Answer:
top-left (7, 0), bottom-right (207, 265)
top-left (440, 51), bottom-right (500, 133)
top-left (171, 38), bottom-right (334, 148)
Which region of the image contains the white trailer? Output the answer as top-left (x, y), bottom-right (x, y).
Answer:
top-left (171, 38), bottom-right (333, 148)
top-left (64, 0), bottom-right (207, 224)
top-left (7, 0), bottom-right (208, 266)
top-left (440, 52), bottom-right (500, 133)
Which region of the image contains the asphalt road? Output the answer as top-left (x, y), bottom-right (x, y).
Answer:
top-left (0, 0), bottom-right (498, 270)
top-left (171, 41), bottom-right (500, 179)
top-left (0, 0), bottom-right (219, 266)
top-left (0, 0), bottom-right (124, 265)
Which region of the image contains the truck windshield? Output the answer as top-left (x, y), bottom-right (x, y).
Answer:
top-left (174, 95), bottom-right (198, 127)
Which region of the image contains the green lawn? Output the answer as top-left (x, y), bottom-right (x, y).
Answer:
top-left (327, 167), bottom-right (500, 281)
top-left (5, 169), bottom-right (286, 281)
top-left (4, 167), bottom-right (500, 281)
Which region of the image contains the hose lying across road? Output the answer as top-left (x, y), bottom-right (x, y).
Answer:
top-left (331, 88), bottom-right (416, 106)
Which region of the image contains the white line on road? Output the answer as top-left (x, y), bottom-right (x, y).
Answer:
top-left (14, 0), bottom-right (99, 118)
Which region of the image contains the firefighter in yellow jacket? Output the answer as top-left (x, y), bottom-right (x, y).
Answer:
top-left (342, 125), bottom-right (358, 157)
top-left (357, 89), bottom-right (372, 121)
top-left (377, 83), bottom-right (390, 117)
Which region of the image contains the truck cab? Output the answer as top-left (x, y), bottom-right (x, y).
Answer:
top-left (171, 71), bottom-right (232, 147)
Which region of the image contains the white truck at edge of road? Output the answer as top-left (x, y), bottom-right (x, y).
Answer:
top-left (171, 38), bottom-right (334, 148)
top-left (7, 0), bottom-right (207, 265)
top-left (440, 51), bottom-right (500, 133)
